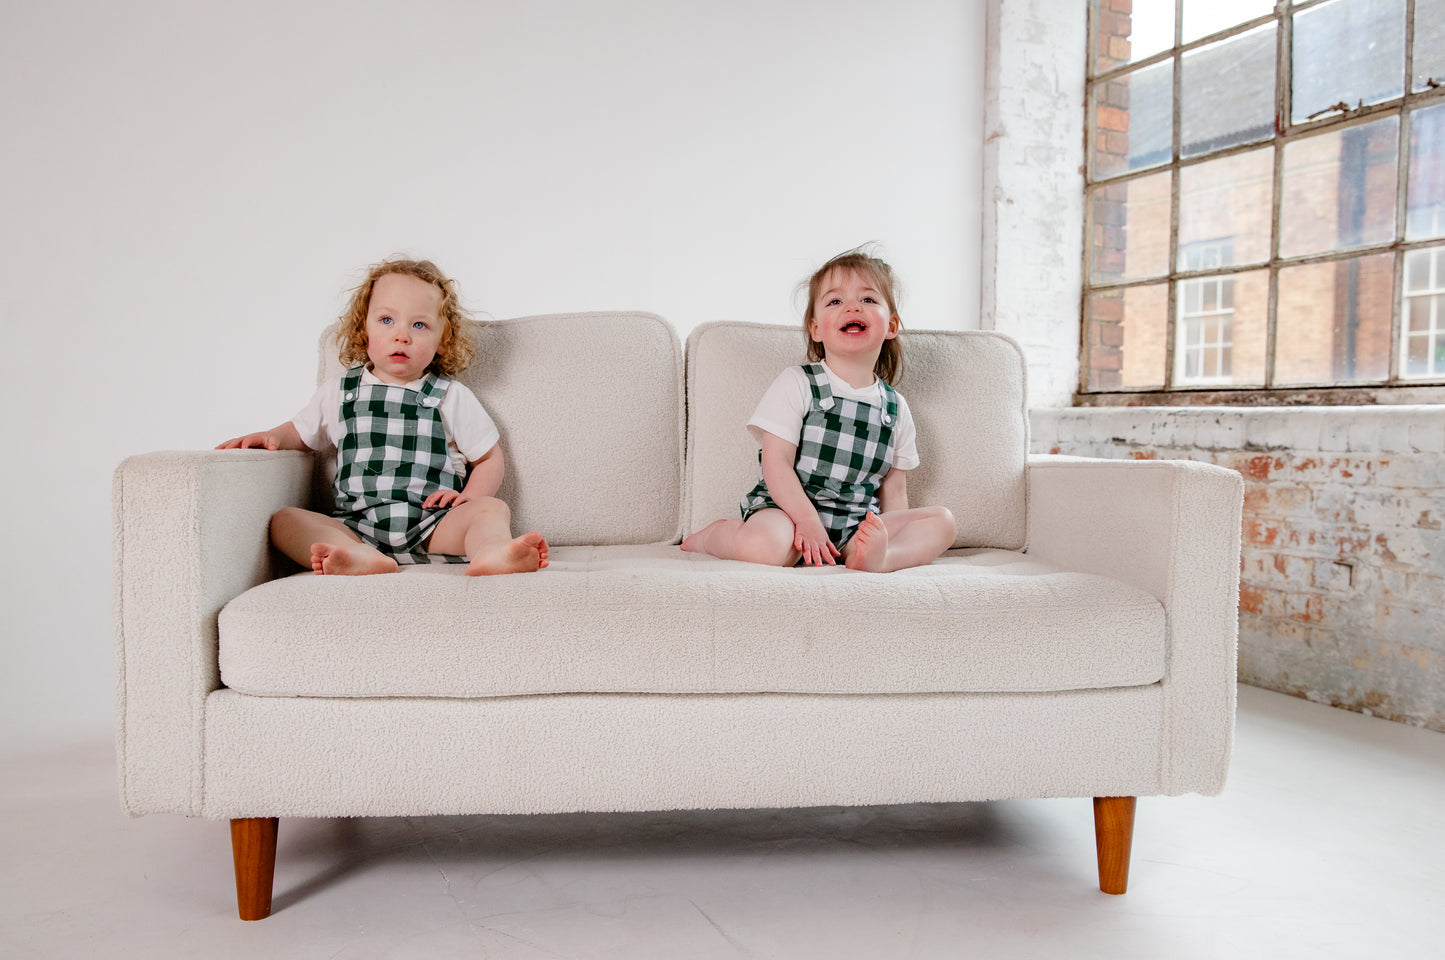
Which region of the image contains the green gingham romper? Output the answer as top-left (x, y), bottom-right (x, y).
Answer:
top-left (739, 363), bottom-right (899, 549)
top-left (332, 366), bottom-right (468, 565)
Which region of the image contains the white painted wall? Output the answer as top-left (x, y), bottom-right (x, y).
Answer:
top-left (982, 0), bottom-right (1086, 409)
top-left (0, 0), bottom-right (985, 752)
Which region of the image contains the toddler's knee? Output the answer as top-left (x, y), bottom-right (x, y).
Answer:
top-left (749, 531), bottom-right (800, 567)
top-left (270, 506), bottom-right (307, 528)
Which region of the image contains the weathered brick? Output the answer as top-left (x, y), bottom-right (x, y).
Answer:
top-left (1407, 573), bottom-right (1445, 609)
top-left (1312, 558), bottom-right (1356, 594)
top-left (1238, 583), bottom-right (1267, 614)
top-left (1321, 417), bottom-right (1352, 452)
top-left (1095, 105), bottom-right (1129, 132)
top-left (1243, 518), bottom-right (1281, 547)
top-left (1346, 417), bottom-right (1381, 452)
top-left (1284, 592), bottom-right (1324, 623)
top-left (1408, 417), bottom-right (1445, 453)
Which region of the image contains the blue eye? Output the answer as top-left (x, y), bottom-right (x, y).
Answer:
top-left (412, 321), bottom-right (428, 330)
top-left (378, 315), bottom-right (394, 325)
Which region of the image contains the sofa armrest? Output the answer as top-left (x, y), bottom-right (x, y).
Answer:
top-left (1025, 454), bottom-right (1244, 796)
top-left (114, 450), bottom-right (313, 815)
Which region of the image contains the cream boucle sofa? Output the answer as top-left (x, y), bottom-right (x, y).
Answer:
top-left (114, 314), bottom-right (1243, 920)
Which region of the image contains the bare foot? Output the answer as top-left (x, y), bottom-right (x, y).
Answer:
top-left (681, 518), bottom-right (730, 555)
top-left (467, 531), bottom-right (548, 576)
top-left (311, 542), bottom-right (399, 576)
top-left (844, 512), bottom-right (891, 572)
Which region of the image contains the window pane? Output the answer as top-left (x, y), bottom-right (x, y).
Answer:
top-left (1181, 24), bottom-right (1276, 157)
top-left (1089, 170), bottom-right (1172, 284)
top-left (1087, 284), bottom-right (1167, 390)
top-left (1092, 60), bottom-right (1174, 178)
top-left (1413, 0), bottom-right (1445, 92)
top-left (1093, 0), bottom-right (1174, 75)
top-left (1401, 245), bottom-right (1445, 378)
top-left (1292, 0), bottom-right (1406, 124)
top-left (1179, 147), bottom-right (1274, 266)
top-left (1407, 102), bottom-right (1445, 240)
top-left (1183, 0), bottom-right (1275, 44)
top-left (1279, 116), bottom-right (1400, 257)
top-left (1275, 254), bottom-right (1395, 384)
top-left (1174, 269), bottom-right (1267, 386)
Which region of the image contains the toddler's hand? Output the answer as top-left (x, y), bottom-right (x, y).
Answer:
top-left (423, 489), bottom-right (470, 510)
top-left (793, 519), bottom-right (840, 566)
top-left (216, 432), bottom-right (281, 450)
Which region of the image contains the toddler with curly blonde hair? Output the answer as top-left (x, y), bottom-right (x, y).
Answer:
top-left (218, 258), bottom-right (548, 576)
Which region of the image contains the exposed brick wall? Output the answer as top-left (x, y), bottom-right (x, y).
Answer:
top-left (1031, 406), bottom-right (1445, 732)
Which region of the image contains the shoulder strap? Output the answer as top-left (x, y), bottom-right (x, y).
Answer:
top-left (416, 371), bottom-right (452, 408)
top-left (801, 363), bottom-right (834, 411)
top-left (878, 380), bottom-right (898, 426)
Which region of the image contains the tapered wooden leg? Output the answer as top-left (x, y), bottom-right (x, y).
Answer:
top-left (231, 817), bottom-right (279, 920)
top-left (1092, 796), bottom-right (1136, 895)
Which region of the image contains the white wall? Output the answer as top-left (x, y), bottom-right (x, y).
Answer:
top-left (981, 0), bottom-right (1086, 408)
top-left (0, 0), bottom-right (985, 752)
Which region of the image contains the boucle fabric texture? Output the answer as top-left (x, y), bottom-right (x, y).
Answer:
top-left (218, 546), bottom-right (1165, 698)
top-left (114, 319), bottom-right (1241, 822)
top-left (318, 312), bottom-right (684, 546)
top-left (200, 685), bottom-right (1164, 818)
top-left (1026, 456), bottom-right (1244, 796)
top-left (683, 323), bottom-right (1028, 549)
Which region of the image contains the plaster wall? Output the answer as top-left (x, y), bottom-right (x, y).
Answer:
top-left (0, 0), bottom-right (984, 754)
top-left (981, 0), bottom-right (1085, 409)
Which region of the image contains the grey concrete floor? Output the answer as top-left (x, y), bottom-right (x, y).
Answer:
top-left (3, 684), bottom-right (1443, 959)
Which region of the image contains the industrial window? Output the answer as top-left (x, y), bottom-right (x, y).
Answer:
top-left (1083, 0), bottom-right (1445, 402)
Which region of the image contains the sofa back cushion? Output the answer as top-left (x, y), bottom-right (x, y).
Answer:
top-left (319, 312), bottom-right (683, 546)
top-left (684, 322), bottom-right (1027, 550)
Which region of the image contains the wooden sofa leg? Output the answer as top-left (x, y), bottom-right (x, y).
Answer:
top-left (230, 817), bottom-right (279, 920)
top-left (1092, 796), bottom-right (1136, 895)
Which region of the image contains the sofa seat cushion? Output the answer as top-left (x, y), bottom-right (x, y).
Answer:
top-left (218, 545), bottom-right (1165, 698)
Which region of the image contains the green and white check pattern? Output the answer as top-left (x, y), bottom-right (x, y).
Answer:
top-left (740, 363), bottom-right (898, 548)
top-left (332, 366), bottom-right (468, 564)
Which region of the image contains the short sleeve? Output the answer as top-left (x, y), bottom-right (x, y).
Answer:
top-left (891, 393), bottom-right (919, 471)
top-left (441, 383), bottom-right (501, 462)
top-left (291, 379), bottom-right (340, 452)
top-left (746, 367), bottom-right (811, 447)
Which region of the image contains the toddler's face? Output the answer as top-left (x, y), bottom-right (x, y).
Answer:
top-left (365, 273), bottom-right (445, 385)
top-left (809, 268), bottom-right (897, 363)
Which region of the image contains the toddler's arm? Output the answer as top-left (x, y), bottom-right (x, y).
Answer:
top-left (878, 467), bottom-right (909, 513)
top-left (216, 421), bottom-right (311, 452)
top-left (760, 432), bottom-right (840, 566)
top-left (422, 443), bottom-right (504, 509)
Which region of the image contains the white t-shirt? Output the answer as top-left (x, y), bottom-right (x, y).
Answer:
top-left (291, 368), bottom-right (500, 476)
top-left (746, 361), bottom-right (919, 471)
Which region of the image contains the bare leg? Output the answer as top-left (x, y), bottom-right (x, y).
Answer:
top-left (680, 509), bottom-right (800, 566)
top-left (844, 506), bottom-right (956, 573)
top-left (426, 497), bottom-right (548, 576)
top-left (269, 507), bottom-right (398, 576)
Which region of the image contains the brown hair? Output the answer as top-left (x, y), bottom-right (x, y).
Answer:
top-left (337, 258), bottom-right (475, 376)
top-left (800, 246), bottom-right (904, 384)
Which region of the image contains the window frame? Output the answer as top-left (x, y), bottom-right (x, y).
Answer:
top-left (1081, 0), bottom-right (1445, 405)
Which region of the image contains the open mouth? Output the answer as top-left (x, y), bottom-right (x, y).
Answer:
top-left (842, 321), bottom-right (867, 333)
top-left (390, 351), bottom-right (409, 359)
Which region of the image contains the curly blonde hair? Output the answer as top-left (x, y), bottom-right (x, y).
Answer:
top-left (800, 245), bottom-right (904, 384)
top-left (337, 258), bottom-right (475, 377)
